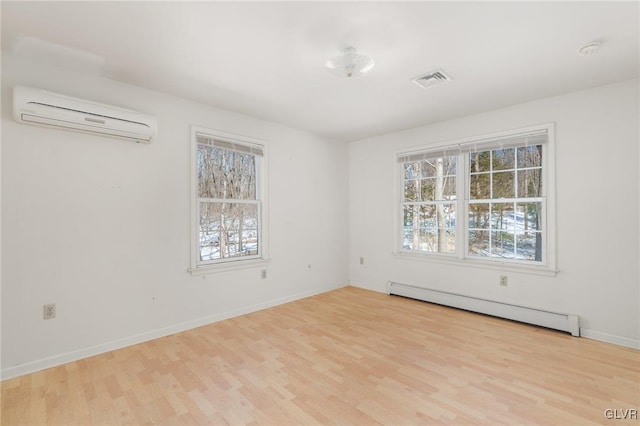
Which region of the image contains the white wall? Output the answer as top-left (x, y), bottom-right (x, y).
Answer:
top-left (349, 79), bottom-right (640, 348)
top-left (1, 54), bottom-right (349, 379)
top-left (2, 51), bottom-right (637, 381)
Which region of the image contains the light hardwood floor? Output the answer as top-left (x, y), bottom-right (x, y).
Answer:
top-left (2, 286), bottom-right (639, 425)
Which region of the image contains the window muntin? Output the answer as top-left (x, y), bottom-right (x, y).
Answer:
top-left (193, 131), bottom-right (264, 268)
top-left (398, 127), bottom-right (552, 270)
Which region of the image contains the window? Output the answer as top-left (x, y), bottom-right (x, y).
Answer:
top-left (398, 124), bottom-right (555, 273)
top-left (468, 145), bottom-right (543, 261)
top-left (402, 155), bottom-right (458, 254)
top-left (190, 127), bottom-right (267, 273)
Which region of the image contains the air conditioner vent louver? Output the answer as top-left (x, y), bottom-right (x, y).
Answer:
top-left (412, 69), bottom-right (452, 89)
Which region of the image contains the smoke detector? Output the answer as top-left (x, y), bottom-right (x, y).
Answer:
top-left (412, 69), bottom-right (452, 89)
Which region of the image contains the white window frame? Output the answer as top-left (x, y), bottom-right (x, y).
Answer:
top-left (395, 123), bottom-right (557, 276)
top-left (189, 126), bottom-right (269, 275)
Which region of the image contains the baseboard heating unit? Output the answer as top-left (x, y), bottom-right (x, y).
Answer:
top-left (387, 281), bottom-right (580, 337)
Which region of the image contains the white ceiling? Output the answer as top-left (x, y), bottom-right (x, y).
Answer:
top-left (2, 1), bottom-right (638, 142)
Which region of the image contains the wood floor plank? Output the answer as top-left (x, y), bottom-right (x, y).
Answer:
top-left (2, 286), bottom-right (639, 425)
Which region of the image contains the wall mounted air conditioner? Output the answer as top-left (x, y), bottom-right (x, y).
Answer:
top-left (13, 86), bottom-right (157, 143)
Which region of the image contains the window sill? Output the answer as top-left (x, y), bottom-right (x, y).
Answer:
top-left (393, 251), bottom-right (558, 276)
top-left (189, 258), bottom-right (271, 276)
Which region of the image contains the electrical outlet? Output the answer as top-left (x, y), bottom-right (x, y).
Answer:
top-left (360, 257), bottom-right (365, 265)
top-left (499, 275), bottom-right (508, 286)
top-left (261, 269), bottom-right (267, 279)
top-left (43, 304), bottom-right (56, 320)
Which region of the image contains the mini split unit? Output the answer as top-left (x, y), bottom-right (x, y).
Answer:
top-left (13, 86), bottom-right (157, 143)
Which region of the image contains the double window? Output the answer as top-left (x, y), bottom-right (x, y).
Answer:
top-left (190, 128), bottom-right (266, 273)
top-left (398, 124), bottom-right (555, 272)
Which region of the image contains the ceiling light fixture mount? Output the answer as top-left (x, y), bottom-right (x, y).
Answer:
top-left (577, 41), bottom-right (601, 56)
top-left (325, 46), bottom-right (375, 78)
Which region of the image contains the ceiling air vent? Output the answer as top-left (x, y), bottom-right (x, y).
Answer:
top-left (412, 69), bottom-right (452, 89)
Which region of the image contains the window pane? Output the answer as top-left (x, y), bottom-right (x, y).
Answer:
top-left (517, 145), bottom-right (542, 168)
top-left (225, 151), bottom-right (256, 200)
top-left (402, 205), bottom-right (419, 250)
top-left (442, 157), bottom-right (457, 176)
top-left (421, 178), bottom-right (435, 201)
top-left (241, 204), bottom-right (259, 256)
top-left (404, 163), bottom-right (417, 180)
top-left (422, 159), bottom-right (436, 178)
top-left (404, 179), bottom-right (418, 201)
top-left (517, 169), bottom-right (542, 198)
top-left (200, 201), bottom-right (259, 261)
top-left (442, 229), bottom-right (456, 254)
top-left (403, 205), bottom-right (415, 227)
top-left (403, 157), bottom-right (458, 202)
top-left (198, 144), bottom-right (256, 200)
top-left (439, 203), bottom-right (456, 253)
top-left (221, 203), bottom-right (259, 259)
top-left (437, 176), bottom-right (456, 201)
top-left (468, 230), bottom-right (489, 256)
top-left (516, 202), bottom-right (542, 232)
top-left (469, 173), bottom-right (490, 199)
top-left (403, 204), bottom-right (424, 251)
top-left (418, 227), bottom-right (455, 254)
top-left (421, 156), bottom-right (457, 201)
top-left (491, 231), bottom-right (515, 258)
top-left (199, 202), bottom-right (222, 261)
top-left (490, 202), bottom-right (514, 231)
top-left (198, 144), bottom-right (224, 199)
top-left (419, 205), bottom-right (436, 229)
top-left (419, 230), bottom-right (437, 252)
top-left (492, 148), bottom-right (515, 171)
top-left (468, 203), bottom-right (489, 229)
top-left (516, 232), bottom-right (541, 261)
top-left (423, 157), bottom-right (457, 177)
top-left (470, 151), bottom-right (490, 173)
top-left (402, 203), bottom-right (455, 253)
top-left (492, 171), bottom-right (515, 198)
top-left (224, 203), bottom-right (241, 257)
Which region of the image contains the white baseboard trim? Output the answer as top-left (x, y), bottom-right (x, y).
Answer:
top-left (1, 283), bottom-right (348, 381)
top-left (580, 329), bottom-right (640, 350)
